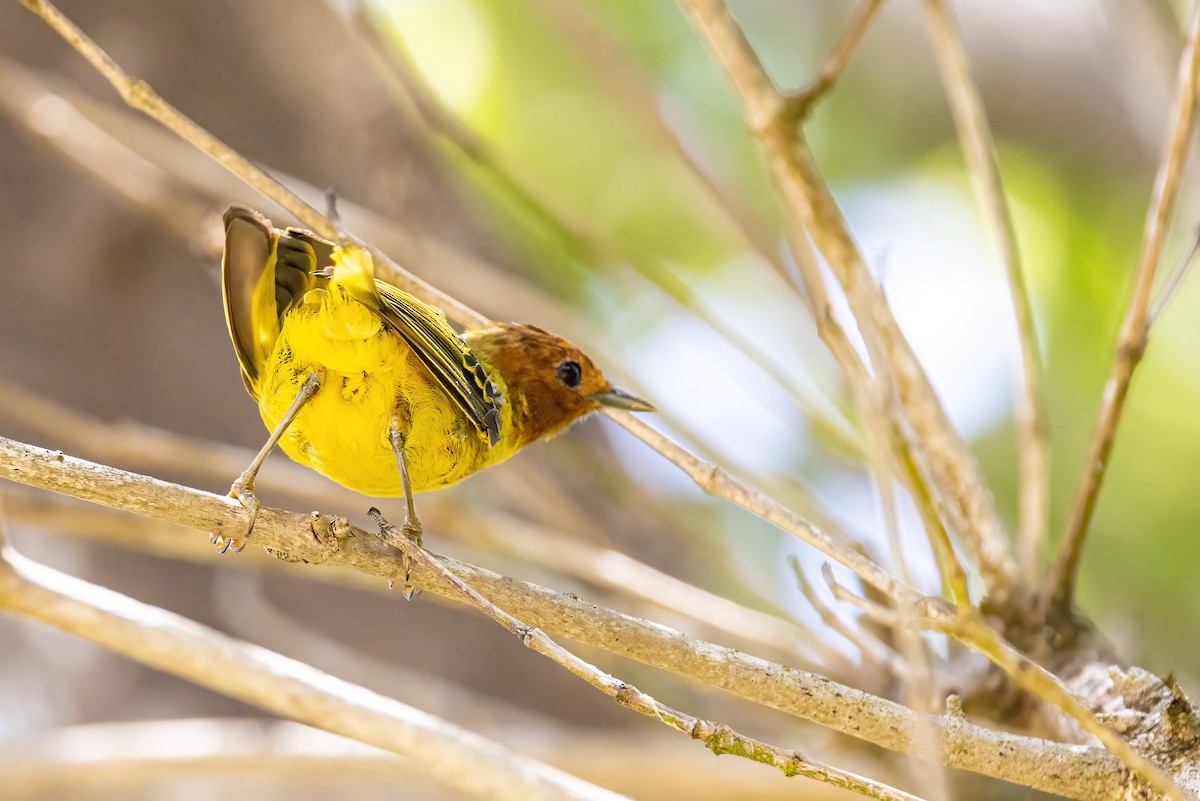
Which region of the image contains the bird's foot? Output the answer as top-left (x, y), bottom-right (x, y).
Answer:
top-left (368, 507), bottom-right (423, 601)
top-left (399, 516), bottom-right (423, 600)
top-left (211, 475), bottom-right (259, 554)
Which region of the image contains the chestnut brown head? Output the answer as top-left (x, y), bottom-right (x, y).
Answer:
top-left (465, 323), bottom-right (653, 446)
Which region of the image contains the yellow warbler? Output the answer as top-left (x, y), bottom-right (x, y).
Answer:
top-left (217, 205), bottom-right (653, 579)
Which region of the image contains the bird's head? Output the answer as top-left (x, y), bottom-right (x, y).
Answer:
top-left (465, 323), bottom-right (654, 447)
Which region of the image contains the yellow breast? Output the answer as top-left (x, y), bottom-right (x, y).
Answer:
top-left (253, 285), bottom-right (516, 497)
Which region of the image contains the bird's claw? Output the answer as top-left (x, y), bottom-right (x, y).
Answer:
top-left (399, 516), bottom-right (423, 599)
top-left (368, 507), bottom-right (424, 600)
top-left (212, 477), bottom-right (259, 554)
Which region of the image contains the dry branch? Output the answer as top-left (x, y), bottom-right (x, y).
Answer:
top-left (369, 509), bottom-right (920, 800)
top-left (0, 546), bottom-right (626, 801)
top-left (791, 0), bottom-right (886, 117)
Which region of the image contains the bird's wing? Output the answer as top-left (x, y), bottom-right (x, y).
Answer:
top-left (221, 206), bottom-right (326, 395)
top-left (222, 206), bottom-right (281, 394)
top-left (375, 280), bottom-right (503, 447)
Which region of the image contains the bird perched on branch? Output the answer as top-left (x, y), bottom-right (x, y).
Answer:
top-left (216, 205), bottom-right (653, 586)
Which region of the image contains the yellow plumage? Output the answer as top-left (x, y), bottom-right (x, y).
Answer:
top-left (245, 240), bottom-right (518, 496)
top-left (217, 205), bottom-right (653, 556)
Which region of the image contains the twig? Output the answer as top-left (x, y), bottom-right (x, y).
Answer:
top-left (789, 555), bottom-right (903, 675)
top-left (789, 0), bottom-right (887, 118)
top-left (922, 0), bottom-right (1049, 584)
top-left (0, 435), bottom-right (1140, 799)
top-left (604, 414), bottom-right (919, 604)
top-left (677, 0), bottom-right (1019, 595)
top-left (1042, 0), bottom-right (1200, 620)
top-left (0, 546), bottom-right (626, 801)
top-left (1148, 224), bottom-right (1200, 325)
top-left (368, 509), bottom-right (923, 800)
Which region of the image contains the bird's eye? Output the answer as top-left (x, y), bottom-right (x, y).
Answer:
top-left (556, 360), bottom-right (583, 388)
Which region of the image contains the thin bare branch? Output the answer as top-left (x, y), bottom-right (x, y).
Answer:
top-left (789, 554), bottom-right (903, 675)
top-left (0, 434), bottom-right (1139, 799)
top-left (677, 0), bottom-right (1019, 594)
top-left (1149, 224), bottom-right (1200, 325)
top-left (790, 0), bottom-right (887, 118)
top-left (922, 0), bottom-right (1049, 584)
top-left (369, 509), bottom-right (923, 800)
top-left (1042, 0), bottom-right (1200, 620)
top-left (0, 547), bottom-right (627, 801)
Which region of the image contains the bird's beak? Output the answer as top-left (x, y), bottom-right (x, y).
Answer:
top-left (592, 387), bottom-right (655, 412)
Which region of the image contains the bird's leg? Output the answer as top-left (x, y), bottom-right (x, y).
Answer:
top-left (213, 371), bottom-right (322, 554)
top-left (387, 416), bottom-right (423, 600)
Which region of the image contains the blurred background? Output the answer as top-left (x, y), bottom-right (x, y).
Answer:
top-left (0, 0), bottom-right (1198, 798)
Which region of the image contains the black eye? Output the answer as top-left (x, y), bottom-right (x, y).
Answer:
top-left (556, 360), bottom-right (582, 388)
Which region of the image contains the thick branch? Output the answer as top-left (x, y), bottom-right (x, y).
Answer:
top-left (0, 548), bottom-right (625, 801)
top-left (0, 381), bottom-right (847, 670)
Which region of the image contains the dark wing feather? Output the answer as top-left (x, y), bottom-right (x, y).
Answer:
top-left (222, 207), bottom-right (332, 395)
top-left (375, 282), bottom-right (503, 446)
top-left (222, 206), bottom-right (276, 393)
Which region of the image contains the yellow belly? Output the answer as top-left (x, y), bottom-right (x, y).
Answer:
top-left (253, 290), bottom-right (513, 497)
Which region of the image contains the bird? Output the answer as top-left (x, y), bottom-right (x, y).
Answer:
top-left (216, 204), bottom-right (654, 581)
